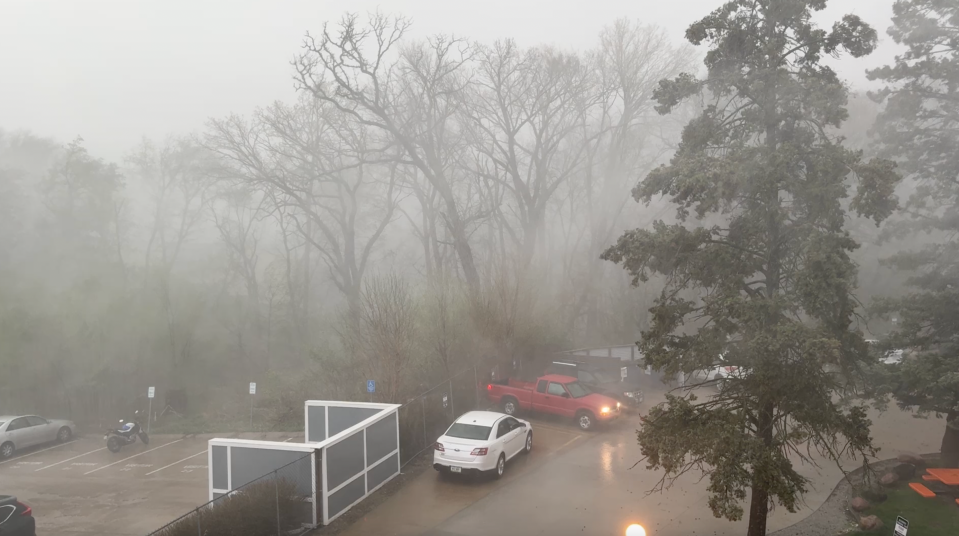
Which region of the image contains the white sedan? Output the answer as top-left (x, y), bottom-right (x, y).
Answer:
top-left (433, 411), bottom-right (532, 479)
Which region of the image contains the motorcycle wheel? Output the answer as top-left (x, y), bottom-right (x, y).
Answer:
top-left (139, 432), bottom-right (150, 445)
top-left (107, 436), bottom-right (122, 453)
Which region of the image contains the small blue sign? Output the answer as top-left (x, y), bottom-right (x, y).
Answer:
top-left (367, 380), bottom-right (375, 393)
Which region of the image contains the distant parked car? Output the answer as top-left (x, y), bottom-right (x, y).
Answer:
top-left (0, 415), bottom-right (76, 459)
top-left (0, 495), bottom-right (35, 536)
top-left (433, 411), bottom-right (532, 479)
top-left (692, 353), bottom-right (742, 387)
top-left (865, 339), bottom-right (906, 365)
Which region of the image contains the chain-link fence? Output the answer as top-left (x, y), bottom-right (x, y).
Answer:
top-left (397, 365), bottom-right (491, 467)
top-left (146, 452), bottom-right (315, 536)
top-left (0, 383), bottom-right (134, 431)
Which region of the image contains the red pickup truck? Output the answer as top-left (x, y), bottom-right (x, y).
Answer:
top-left (486, 374), bottom-right (622, 430)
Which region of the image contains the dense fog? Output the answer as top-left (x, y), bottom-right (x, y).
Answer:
top-left (0, 3), bottom-right (916, 431)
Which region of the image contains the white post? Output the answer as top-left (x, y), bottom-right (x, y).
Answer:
top-left (147, 386), bottom-right (155, 434)
top-left (249, 382), bottom-right (256, 429)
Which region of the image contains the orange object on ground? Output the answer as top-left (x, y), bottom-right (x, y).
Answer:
top-left (926, 468), bottom-right (959, 486)
top-left (923, 474), bottom-right (940, 481)
top-left (909, 482), bottom-right (936, 498)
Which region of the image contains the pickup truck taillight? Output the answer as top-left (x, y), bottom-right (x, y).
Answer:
top-left (487, 384), bottom-right (492, 391)
top-left (470, 447), bottom-right (488, 456)
top-left (434, 442), bottom-right (445, 452)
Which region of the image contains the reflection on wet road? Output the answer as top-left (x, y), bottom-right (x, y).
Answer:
top-left (341, 388), bottom-right (947, 536)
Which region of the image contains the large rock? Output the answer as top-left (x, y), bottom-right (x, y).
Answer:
top-left (897, 452), bottom-right (925, 466)
top-left (859, 515), bottom-right (884, 531)
top-left (851, 497), bottom-right (871, 512)
top-left (879, 472), bottom-right (900, 487)
top-left (893, 463), bottom-right (917, 480)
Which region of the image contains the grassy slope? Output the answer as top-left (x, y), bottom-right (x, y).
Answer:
top-left (848, 487), bottom-right (959, 536)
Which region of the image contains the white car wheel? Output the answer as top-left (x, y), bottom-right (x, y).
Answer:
top-left (58, 427), bottom-right (72, 442)
top-left (524, 432), bottom-right (532, 454)
top-left (494, 454), bottom-right (506, 479)
top-left (0, 442), bottom-right (14, 459)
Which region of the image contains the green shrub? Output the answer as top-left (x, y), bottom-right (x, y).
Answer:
top-left (152, 478), bottom-right (301, 536)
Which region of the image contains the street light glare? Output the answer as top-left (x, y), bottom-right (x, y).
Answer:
top-left (626, 524), bottom-right (646, 536)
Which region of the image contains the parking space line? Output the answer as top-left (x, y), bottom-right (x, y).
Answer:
top-left (556, 435), bottom-right (581, 450)
top-left (84, 439), bottom-right (183, 475)
top-left (0, 441), bottom-right (75, 465)
top-left (35, 447), bottom-right (106, 472)
top-left (282, 438), bottom-right (293, 442)
top-left (528, 423), bottom-right (581, 435)
top-left (145, 450), bottom-right (207, 476)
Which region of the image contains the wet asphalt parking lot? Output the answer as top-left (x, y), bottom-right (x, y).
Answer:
top-left (339, 389), bottom-right (947, 536)
top-left (1, 431), bottom-right (303, 535)
top-left (1, 388), bottom-right (948, 536)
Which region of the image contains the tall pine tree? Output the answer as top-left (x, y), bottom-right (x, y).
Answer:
top-left (868, 0), bottom-right (959, 468)
top-left (602, 2), bottom-right (900, 534)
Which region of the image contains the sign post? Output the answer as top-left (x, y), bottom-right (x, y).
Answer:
top-left (620, 367), bottom-right (628, 382)
top-left (147, 386), bottom-right (155, 434)
top-left (894, 516), bottom-right (908, 536)
top-left (249, 382), bottom-right (256, 429)
top-left (367, 380), bottom-right (375, 402)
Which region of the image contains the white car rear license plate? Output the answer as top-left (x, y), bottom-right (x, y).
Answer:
top-left (450, 466), bottom-right (462, 473)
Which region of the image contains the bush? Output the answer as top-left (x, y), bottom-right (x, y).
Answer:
top-left (152, 478), bottom-right (301, 536)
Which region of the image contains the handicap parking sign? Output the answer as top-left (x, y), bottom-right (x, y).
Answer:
top-left (367, 380), bottom-right (375, 393)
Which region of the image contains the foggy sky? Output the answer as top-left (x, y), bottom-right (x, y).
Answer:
top-left (0, 0), bottom-right (897, 161)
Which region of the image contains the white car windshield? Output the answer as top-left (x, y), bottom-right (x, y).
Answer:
top-left (445, 423), bottom-right (492, 440)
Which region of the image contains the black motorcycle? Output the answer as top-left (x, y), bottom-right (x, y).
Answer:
top-left (105, 414), bottom-right (149, 453)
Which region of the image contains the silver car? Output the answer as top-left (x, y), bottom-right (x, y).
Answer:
top-left (0, 415), bottom-right (77, 458)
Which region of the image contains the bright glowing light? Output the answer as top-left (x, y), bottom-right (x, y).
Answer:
top-left (626, 524), bottom-right (646, 536)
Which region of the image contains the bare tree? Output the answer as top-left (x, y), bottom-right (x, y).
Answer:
top-left (553, 20), bottom-right (694, 342)
top-left (127, 136), bottom-right (212, 369)
top-left (210, 186), bottom-right (271, 369)
top-left (294, 13), bottom-right (483, 291)
top-left (338, 274), bottom-right (418, 402)
top-left (206, 96), bottom-right (399, 307)
top-left (465, 41), bottom-right (592, 270)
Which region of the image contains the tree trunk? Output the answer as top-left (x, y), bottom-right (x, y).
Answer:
top-left (748, 402), bottom-right (775, 536)
top-left (746, 484), bottom-right (770, 536)
top-left (942, 413), bottom-right (959, 468)
top-left (447, 214), bottom-right (480, 292)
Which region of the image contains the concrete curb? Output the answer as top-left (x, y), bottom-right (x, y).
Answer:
top-left (769, 452), bottom-right (938, 536)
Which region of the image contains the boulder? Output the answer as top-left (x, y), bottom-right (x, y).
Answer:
top-left (859, 515), bottom-right (884, 531)
top-left (879, 472), bottom-right (900, 487)
top-left (897, 452), bottom-right (925, 466)
top-left (850, 497), bottom-right (871, 512)
top-left (893, 463), bottom-right (917, 480)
